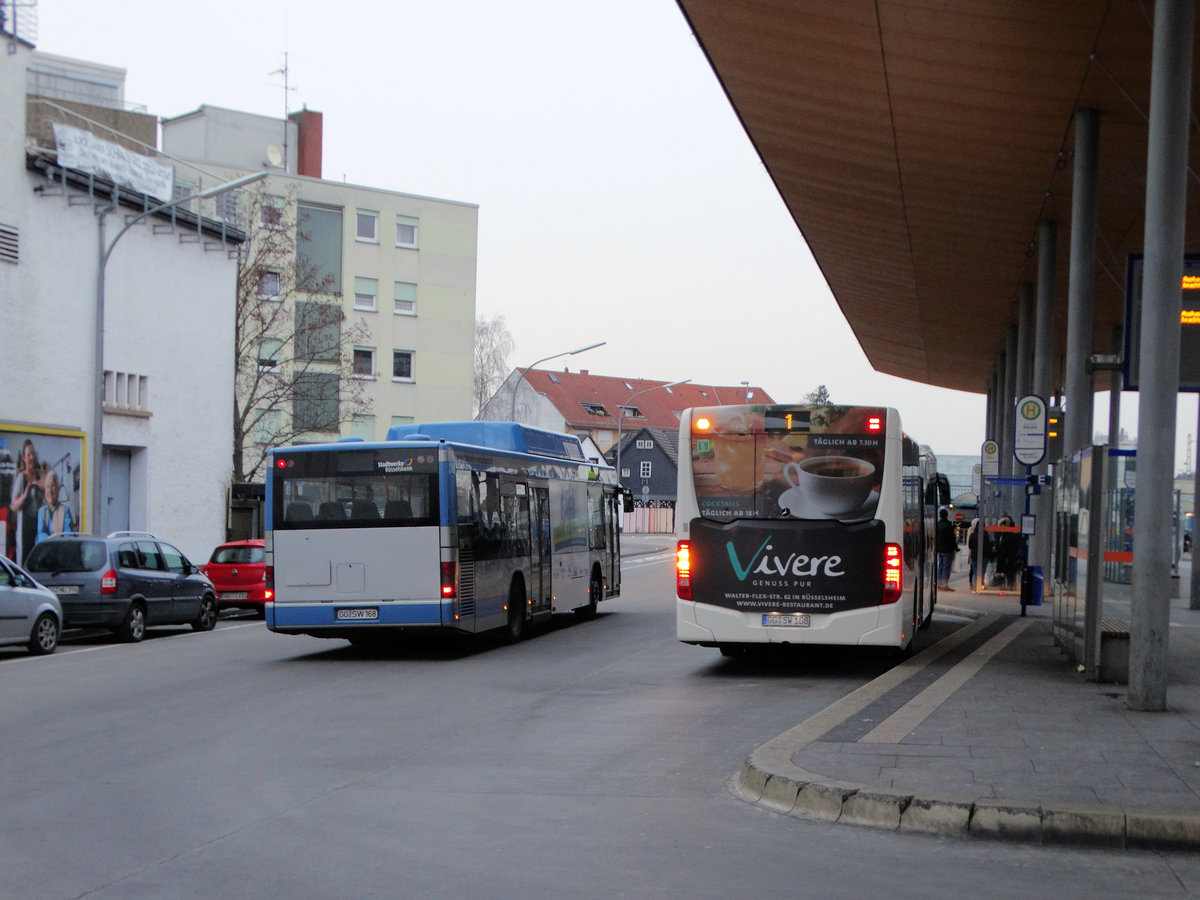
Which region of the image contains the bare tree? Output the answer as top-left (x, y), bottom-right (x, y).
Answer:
top-left (232, 185), bottom-right (372, 483)
top-left (473, 313), bottom-right (515, 416)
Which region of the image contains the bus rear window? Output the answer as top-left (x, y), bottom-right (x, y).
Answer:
top-left (276, 472), bottom-right (439, 529)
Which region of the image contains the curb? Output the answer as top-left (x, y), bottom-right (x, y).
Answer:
top-left (729, 612), bottom-right (1200, 850)
top-left (733, 760), bottom-right (1200, 849)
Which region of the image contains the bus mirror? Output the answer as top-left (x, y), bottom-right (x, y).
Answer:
top-left (937, 474), bottom-right (951, 507)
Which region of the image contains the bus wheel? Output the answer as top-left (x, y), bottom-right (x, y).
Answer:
top-left (718, 644), bottom-right (744, 658)
top-left (576, 572), bottom-right (602, 619)
top-left (504, 582), bottom-right (526, 643)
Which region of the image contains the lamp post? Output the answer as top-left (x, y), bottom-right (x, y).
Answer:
top-left (615, 380), bottom-right (691, 491)
top-left (90, 171), bottom-right (267, 533)
top-left (508, 340), bottom-right (607, 421)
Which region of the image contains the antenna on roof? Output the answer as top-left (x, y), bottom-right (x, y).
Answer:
top-left (269, 52), bottom-right (297, 171)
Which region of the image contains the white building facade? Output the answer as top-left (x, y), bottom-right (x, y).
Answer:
top-left (1, 39), bottom-right (243, 562)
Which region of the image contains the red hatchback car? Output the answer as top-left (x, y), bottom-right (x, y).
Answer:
top-left (201, 539), bottom-right (271, 614)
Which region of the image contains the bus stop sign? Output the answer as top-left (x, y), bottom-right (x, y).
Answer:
top-left (1013, 395), bottom-right (1047, 467)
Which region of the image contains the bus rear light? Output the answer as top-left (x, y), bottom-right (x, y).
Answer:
top-left (100, 569), bottom-right (117, 595)
top-left (440, 561), bottom-right (456, 599)
top-left (867, 415), bottom-right (883, 431)
top-left (265, 565), bottom-right (274, 592)
top-left (882, 543), bottom-right (902, 603)
top-left (676, 541), bottom-right (693, 600)
top-left (264, 588), bottom-right (275, 602)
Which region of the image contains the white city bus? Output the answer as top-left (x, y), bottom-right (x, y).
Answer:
top-left (674, 404), bottom-right (946, 655)
top-left (265, 422), bottom-right (628, 645)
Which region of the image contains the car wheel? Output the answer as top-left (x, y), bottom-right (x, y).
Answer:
top-left (117, 603), bottom-right (146, 643)
top-left (192, 594), bottom-right (218, 632)
top-left (28, 612), bottom-right (59, 655)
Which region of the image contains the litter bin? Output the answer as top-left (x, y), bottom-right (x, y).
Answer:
top-left (1020, 565), bottom-right (1043, 606)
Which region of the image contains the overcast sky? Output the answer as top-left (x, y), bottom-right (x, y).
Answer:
top-left (34, 0), bottom-right (1200, 464)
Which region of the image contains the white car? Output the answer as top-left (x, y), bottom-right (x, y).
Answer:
top-left (0, 556), bottom-right (62, 654)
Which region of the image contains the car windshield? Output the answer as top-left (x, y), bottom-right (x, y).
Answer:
top-left (211, 546), bottom-right (264, 565)
top-left (25, 540), bottom-right (107, 573)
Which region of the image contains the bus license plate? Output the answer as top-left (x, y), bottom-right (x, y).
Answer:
top-left (336, 608), bottom-right (379, 620)
top-left (763, 614), bottom-right (810, 627)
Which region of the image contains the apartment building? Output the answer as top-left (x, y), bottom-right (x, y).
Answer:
top-left (160, 105), bottom-right (478, 476)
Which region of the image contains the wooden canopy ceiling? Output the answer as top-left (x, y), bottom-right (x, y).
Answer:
top-left (675, 0), bottom-right (1200, 394)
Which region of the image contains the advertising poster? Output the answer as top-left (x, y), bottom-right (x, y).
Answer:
top-left (1, 425), bottom-right (86, 565)
top-left (689, 517), bottom-right (886, 614)
top-left (690, 405), bottom-right (887, 522)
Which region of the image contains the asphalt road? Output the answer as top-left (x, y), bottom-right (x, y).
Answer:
top-left (2, 548), bottom-right (1199, 898)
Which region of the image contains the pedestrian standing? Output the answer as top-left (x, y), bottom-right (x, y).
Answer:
top-left (936, 507), bottom-right (958, 591)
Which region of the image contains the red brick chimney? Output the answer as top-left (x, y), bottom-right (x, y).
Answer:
top-left (289, 107), bottom-right (323, 178)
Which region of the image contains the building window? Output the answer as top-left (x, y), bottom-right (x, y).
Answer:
top-left (258, 338), bottom-right (283, 371)
top-left (619, 405), bottom-right (644, 419)
top-left (394, 281), bottom-right (417, 315)
top-left (258, 269), bottom-right (281, 300)
top-left (293, 372), bottom-right (339, 432)
top-left (354, 276), bottom-right (378, 311)
top-left (620, 468), bottom-right (630, 480)
top-left (350, 414), bottom-right (375, 441)
top-left (636, 439), bottom-right (653, 449)
top-left (294, 300), bottom-right (342, 362)
top-left (390, 415), bottom-right (414, 432)
top-left (296, 202), bottom-right (343, 292)
top-left (393, 350), bottom-right (414, 381)
top-left (395, 215), bottom-right (418, 248)
top-left (582, 403), bottom-right (609, 416)
top-left (252, 408), bottom-right (282, 445)
top-left (352, 348), bottom-right (375, 378)
top-left (260, 196), bottom-right (285, 229)
top-left (640, 461), bottom-right (652, 479)
top-left (356, 210), bottom-right (379, 242)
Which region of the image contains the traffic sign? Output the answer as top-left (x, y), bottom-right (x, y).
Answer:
top-left (981, 440), bottom-right (999, 477)
top-left (1013, 395), bottom-right (1047, 466)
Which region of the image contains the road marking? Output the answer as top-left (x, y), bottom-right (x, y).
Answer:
top-left (857, 616), bottom-right (1032, 744)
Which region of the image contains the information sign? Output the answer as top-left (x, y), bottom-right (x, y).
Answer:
top-left (1013, 395), bottom-right (1047, 467)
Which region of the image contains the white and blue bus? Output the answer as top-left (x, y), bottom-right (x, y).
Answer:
top-left (674, 404), bottom-right (947, 655)
top-left (265, 422), bottom-right (628, 644)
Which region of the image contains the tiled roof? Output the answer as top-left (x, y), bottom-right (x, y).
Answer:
top-left (521, 368), bottom-right (774, 431)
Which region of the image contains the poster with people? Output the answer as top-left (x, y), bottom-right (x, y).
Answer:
top-left (0, 426), bottom-right (85, 565)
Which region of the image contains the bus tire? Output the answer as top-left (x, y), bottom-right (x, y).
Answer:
top-left (718, 644), bottom-right (744, 657)
top-left (503, 580), bottom-right (526, 643)
top-left (576, 570), bottom-right (602, 619)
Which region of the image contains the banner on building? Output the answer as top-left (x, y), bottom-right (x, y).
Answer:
top-left (52, 123), bottom-right (175, 203)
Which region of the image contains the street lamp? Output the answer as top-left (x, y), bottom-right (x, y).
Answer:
top-left (508, 340), bottom-right (607, 420)
top-left (90, 171), bottom-right (268, 532)
top-left (615, 379), bottom-right (691, 491)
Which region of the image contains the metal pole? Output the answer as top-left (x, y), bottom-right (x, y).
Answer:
top-left (1030, 221), bottom-right (1057, 572)
top-left (1002, 324), bottom-right (1017, 478)
top-left (1130, 0), bottom-right (1194, 712)
top-left (508, 341), bottom-right (607, 421)
top-left (1064, 109), bottom-right (1099, 458)
top-left (90, 172), bottom-right (267, 534)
